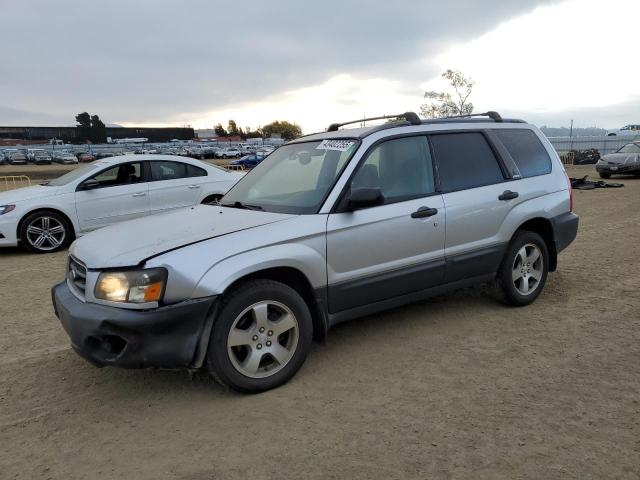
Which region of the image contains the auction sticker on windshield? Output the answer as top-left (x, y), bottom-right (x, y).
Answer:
top-left (316, 139), bottom-right (355, 152)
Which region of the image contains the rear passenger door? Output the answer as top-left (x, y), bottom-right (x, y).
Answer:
top-left (430, 131), bottom-right (520, 283)
top-left (147, 160), bottom-right (208, 214)
top-left (326, 135), bottom-right (445, 313)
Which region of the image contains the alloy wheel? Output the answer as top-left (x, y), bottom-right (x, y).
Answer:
top-left (227, 300), bottom-right (299, 379)
top-left (26, 216), bottom-right (66, 251)
top-left (512, 243), bottom-right (544, 296)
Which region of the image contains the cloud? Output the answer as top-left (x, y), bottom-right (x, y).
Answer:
top-left (0, 0), bottom-right (556, 129)
top-left (427, 0), bottom-right (640, 128)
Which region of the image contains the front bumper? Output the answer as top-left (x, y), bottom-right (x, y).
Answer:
top-left (0, 215), bottom-right (19, 246)
top-left (52, 281), bottom-right (217, 369)
top-left (596, 162), bottom-right (640, 174)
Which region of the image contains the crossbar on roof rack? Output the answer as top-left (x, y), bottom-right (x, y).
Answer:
top-left (327, 112), bottom-right (421, 132)
top-left (434, 111), bottom-right (503, 122)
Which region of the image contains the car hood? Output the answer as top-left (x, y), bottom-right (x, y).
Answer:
top-left (0, 184), bottom-right (60, 204)
top-left (601, 152), bottom-right (640, 164)
top-left (71, 205), bottom-right (292, 269)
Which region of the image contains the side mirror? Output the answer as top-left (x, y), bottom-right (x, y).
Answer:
top-left (346, 187), bottom-right (384, 211)
top-left (81, 178), bottom-right (100, 190)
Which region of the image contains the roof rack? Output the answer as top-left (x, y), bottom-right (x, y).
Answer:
top-left (431, 111), bottom-right (503, 122)
top-left (327, 112), bottom-right (421, 132)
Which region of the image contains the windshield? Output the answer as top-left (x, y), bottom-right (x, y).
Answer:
top-left (222, 139), bottom-right (358, 214)
top-left (618, 143), bottom-right (640, 153)
top-left (46, 164), bottom-right (100, 186)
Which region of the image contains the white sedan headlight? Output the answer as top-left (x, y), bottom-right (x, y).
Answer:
top-left (95, 268), bottom-right (167, 304)
top-left (0, 205), bottom-right (15, 215)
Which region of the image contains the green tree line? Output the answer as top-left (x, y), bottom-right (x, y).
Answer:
top-left (214, 119), bottom-right (302, 141)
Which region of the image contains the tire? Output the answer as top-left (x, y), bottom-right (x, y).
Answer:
top-left (206, 279), bottom-right (313, 393)
top-left (19, 210), bottom-right (73, 254)
top-left (497, 230), bottom-right (549, 307)
top-left (599, 172), bottom-right (611, 179)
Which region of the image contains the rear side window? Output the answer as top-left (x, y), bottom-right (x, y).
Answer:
top-left (151, 161), bottom-right (206, 180)
top-left (430, 132), bottom-right (504, 192)
top-left (493, 129), bottom-right (552, 177)
top-left (186, 164), bottom-right (207, 177)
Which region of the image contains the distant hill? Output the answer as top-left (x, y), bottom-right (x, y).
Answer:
top-left (540, 126), bottom-right (607, 137)
top-left (106, 123), bottom-right (124, 128)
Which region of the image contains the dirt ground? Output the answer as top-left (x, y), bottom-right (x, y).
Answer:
top-left (0, 165), bottom-right (638, 479)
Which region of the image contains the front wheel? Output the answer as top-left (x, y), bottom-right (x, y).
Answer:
top-left (202, 194), bottom-right (223, 205)
top-left (497, 230), bottom-right (549, 306)
top-left (206, 279), bottom-right (313, 393)
top-left (20, 210), bottom-right (73, 253)
top-left (599, 172), bottom-right (611, 179)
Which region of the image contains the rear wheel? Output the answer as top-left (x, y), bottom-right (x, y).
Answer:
top-left (20, 210), bottom-right (73, 254)
top-left (206, 279), bottom-right (313, 393)
top-left (599, 172), bottom-right (611, 179)
top-left (497, 230), bottom-right (549, 306)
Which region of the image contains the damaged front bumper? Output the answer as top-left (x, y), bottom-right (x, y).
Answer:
top-left (52, 281), bottom-right (217, 369)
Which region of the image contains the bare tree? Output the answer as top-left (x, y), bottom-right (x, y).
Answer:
top-left (420, 69), bottom-right (475, 118)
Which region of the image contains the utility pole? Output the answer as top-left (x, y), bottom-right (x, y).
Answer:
top-left (569, 119), bottom-right (574, 153)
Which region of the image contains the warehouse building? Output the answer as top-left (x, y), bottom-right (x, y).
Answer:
top-left (0, 126), bottom-right (195, 145)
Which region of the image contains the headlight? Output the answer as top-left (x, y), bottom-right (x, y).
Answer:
top-left (0, 205), bottom-right (15, 215)
top-left (94, 268), bottom-right (167, 304)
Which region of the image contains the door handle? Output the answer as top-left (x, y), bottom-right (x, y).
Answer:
top-left (188, 185), bottom-right (201, 189)
top-left (411, 206), bottom-right (438, 218)
top-left (132, 192), bottom-right (146, 197)
top-left (498, 190), bottom-right (519, 201)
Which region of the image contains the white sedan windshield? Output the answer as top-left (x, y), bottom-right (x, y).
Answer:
top-left (46, 164), bottom-right (100, 186)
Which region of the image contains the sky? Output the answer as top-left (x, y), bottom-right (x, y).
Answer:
top-left (0, 0), bottom-right (638, 133)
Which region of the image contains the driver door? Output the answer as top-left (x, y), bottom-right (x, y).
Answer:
top-left (75, 162), bottom-right (149, 232)
top-left (326, 135), bottom-right (445, 313)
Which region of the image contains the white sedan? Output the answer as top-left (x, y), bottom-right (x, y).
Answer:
top-left (0, 155), bottom-right (243, 253)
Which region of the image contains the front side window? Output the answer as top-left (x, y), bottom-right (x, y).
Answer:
top-left (618, 143), bottom-right (640, 153)
top-left (222, 139), bottom-right (357, 214)
top-left (90, 162), bottom-right (143, 188)
top-left (493, 129), bottom-right (552, 178)
top-left (350, 136), bottom-right (435, 204)
top-left (430, 132), bottom-right (504, 192)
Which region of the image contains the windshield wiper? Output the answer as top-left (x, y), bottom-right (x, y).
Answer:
top-left (39, 181), bottom-right (51, 186)
top-left (221, 201), bottom-right (264, 211)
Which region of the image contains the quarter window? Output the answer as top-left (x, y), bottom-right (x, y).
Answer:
top-left (493, 129), bottom-right (552, 177)
top-left (430, 132), bottom-right (504, 191)
top-left (351, 136), bottom-right (435, 204)
top-left (187, 164), bottom-right (207, 177)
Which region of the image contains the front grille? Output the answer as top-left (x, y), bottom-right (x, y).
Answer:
top-left (68, 256), bottom-right (87, 298)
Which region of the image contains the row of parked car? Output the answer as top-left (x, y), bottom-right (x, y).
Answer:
top-left (0, 144), bottom-right (277, 166)
top-left (0, 148), bottom-right (77, 165)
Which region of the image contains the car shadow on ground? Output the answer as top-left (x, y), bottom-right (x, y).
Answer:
top-left (43, 282), bottom-right (502, 399)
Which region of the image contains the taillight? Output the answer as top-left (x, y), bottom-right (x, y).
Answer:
top-left (564, 171), bottom-right (573, 212)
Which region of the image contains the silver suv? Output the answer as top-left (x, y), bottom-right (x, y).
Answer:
top-left (52, 112), bottom-right (579, 393)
